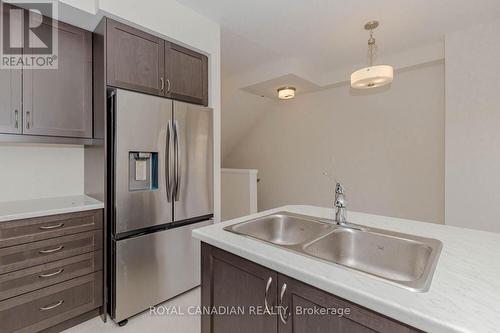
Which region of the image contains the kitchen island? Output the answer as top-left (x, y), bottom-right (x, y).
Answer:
top-left (193, 205), bottom-right (500, 333)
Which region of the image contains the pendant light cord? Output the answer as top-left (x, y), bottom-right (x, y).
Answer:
top-left (368, 28), bottom-right (376, 67)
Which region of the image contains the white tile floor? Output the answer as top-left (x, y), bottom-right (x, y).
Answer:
top-left (64, 288), bottom-right (200, 333)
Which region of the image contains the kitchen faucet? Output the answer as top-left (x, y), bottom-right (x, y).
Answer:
top-left (322, 172), bottom-right (358, 228)
top-left (334, 182), bottom-right (348, 226)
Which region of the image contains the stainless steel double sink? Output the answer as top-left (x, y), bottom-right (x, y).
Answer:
top-left (224, 212), bottom-right (442, 292)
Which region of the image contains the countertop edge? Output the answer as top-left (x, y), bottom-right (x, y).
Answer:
top-left (0, 195), bottom-right (105, 223)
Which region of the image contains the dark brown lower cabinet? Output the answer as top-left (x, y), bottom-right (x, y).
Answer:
top-left (0, 209), bottom-right (104, 333)
top-left (202, 244), bottom-right (278, 333)
top-left (202, 243), bottom-right (422, 333)
top-left (0, 251), bottom-right (102, 301)
top-left (0, 272), bottom-right (102, 333)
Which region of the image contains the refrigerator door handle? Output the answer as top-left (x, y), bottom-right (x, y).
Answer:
top-left (174, 120), bottom-right (181, 201)
top-left (166, 120), bottom-right (174, 202)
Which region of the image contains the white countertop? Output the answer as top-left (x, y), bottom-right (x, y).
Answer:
top-left (193, 205), bottom-right (500, 333)
top-left (0, 195), bottom-right (104, 222)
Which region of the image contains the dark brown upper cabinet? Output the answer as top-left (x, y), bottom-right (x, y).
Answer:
top-left (165, 43), bottom-right (208, 106)
top-left (0, 4), bottom-right (22, 135)
top-left (106, 19), bottom-right (165, 96)
top-left (0, 4), bottom-right (93, 140)
top-left (23, 20), bottom-right (92, 138)
top-left (103, 18), bottom-right (208, 106)
top-left (0, 66), bottom-right (22, 134)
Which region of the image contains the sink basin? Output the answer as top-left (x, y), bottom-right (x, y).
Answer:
top-left (224, 212), bottom-right (331, 245)
top-left (224, 212), bottom-right (442, 292)
top-left (303, 228), bottom-right (441, 290)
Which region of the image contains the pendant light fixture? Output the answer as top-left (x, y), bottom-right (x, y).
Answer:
top-left (351, 21), bottom-right (394, 89)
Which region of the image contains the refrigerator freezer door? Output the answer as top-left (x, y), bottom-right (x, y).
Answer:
top-left (173, 101), bottom-right (214, 222)
top-left (114, 89), bottom-right (174, 234)
top-left (113, 220), bottom-right (211, 322)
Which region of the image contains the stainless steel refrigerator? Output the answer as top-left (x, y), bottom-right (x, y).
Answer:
top-left (107, 89), bottom-right (213, 323)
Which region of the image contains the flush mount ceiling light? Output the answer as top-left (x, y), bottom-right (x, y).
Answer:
top-left (351, 21), bottom-right (394, 89)
top-left (277, 87), bottom-right (296, 100)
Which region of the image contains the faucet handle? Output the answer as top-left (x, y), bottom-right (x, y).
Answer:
top-left (335, 195), bottom-right (347, 208)
top-left (335, 182), bottom-right (345, 195)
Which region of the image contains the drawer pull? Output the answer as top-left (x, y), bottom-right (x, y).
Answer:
top-left (39, 300), bottom-right (64, 311)
top-left (39, 223), bottom-right (64, 230)
top-left (39, 268), bottom-right (64, 278)
top-left (39, 245), bottom-right (64, 254)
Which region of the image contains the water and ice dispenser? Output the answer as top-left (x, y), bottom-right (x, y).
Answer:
top-left (129, 152), bottom-right (158, 191)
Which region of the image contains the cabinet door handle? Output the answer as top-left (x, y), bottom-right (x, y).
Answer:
top-left (279, 283), bottom-right (290, 324)
top-left (39, 300), bottom-right (64, 311)
top-left (264, 277), bottom-right (273, 313)
top-left (160, 77), bottom-right (165, 91)
top-left (166, 120), bottom-right (174, 202)
top-left (39, 245), bottom-right (64, 254)
top-left (39, 268), bottom-right (64, 278)
top-left (39, 223), bottom-right (64, 230)
top-left (166, 79), bottom-right (171, 93)
top-left (173, 120), bottom-right (181, 201)
top-left (14, 109), bottom-right (19, 128)
top-left (26, 111), bottom-right (31, 129)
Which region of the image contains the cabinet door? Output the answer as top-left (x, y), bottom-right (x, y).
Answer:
top-left (277, 274), bottom-right (420, 333)
top-left (106, 18), bottom-right (165, 96)
top-left (23, 19), bottom-right (92, 138)
top-left (0, 67), bottom-right (22, 135)
top-left (0, 4), bottom-right (22, 134)
top-left (165, 43), bottom-right (208, 106)
top-left (201, 243), bottom-right (278, 333)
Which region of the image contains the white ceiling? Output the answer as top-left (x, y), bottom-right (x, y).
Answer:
top-left (177, 0), bottom-right (500, 81)
top-left (242, 74), bottom-right (320, 99)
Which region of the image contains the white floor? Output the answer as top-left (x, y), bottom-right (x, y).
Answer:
top-left (64, 288), bottom-right (200, 333)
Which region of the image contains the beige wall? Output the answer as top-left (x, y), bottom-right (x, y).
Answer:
top-left (0, 144), bottom-right (84, 202)
top-left (224, 63), bottom-right (445, 224)
top-left (221, 169), bottom-right (258, 221)
top-left (221, 78), bottom-right (273, 159)
top-left (445, 20), bottom-right (500, 232)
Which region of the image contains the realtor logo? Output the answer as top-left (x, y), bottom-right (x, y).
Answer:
top-left (1, 1), bottom-right (58, 69)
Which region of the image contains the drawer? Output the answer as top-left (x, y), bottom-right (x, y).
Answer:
top-left (0, 210), bottom-right (103, 249)
top-left (0, 251), bottom-right (102, 301)
top-left (0, 272), bottom-right (102, 333)
top-left (0, 231), bottom-right (102, 275)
